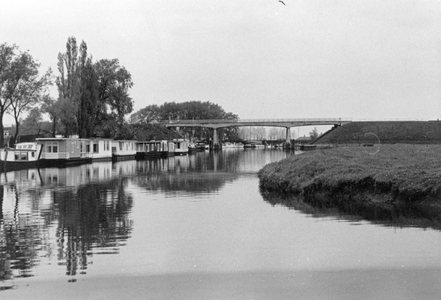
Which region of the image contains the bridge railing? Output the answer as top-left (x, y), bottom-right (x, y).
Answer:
top-left (161, 118), bottom-right (352, 124)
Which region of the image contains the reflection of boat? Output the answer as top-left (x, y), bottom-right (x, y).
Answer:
top-left (0, 142), bottom-right (42, 170)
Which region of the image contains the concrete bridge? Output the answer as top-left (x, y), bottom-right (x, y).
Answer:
top-left (163, 118), bottom-right (352, 149)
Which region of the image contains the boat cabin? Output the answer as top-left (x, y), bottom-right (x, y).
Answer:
top-left (136, 140), bottom-right (170, 158)
top-left (112, 140), bottom-right (137, 159)
top-left (173, 139), bottom-right (188, 155)
top-left (36, 137), bottom-right (91, 166)
top-left (87, 138), bottom-right (113, 161)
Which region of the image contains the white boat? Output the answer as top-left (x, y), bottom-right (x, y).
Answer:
top-left (112, 140), bottom-right (137, 160)
top-left (222, 142), bottom-right (244, 148)
top-left (0, 142), bottom-right (42, 170)
top-left (37, 137), bottom-right (91, 167)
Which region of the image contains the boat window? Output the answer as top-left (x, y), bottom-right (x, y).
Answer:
top-left (15, 153), bottom-right (27, 160)
top-left (47, 142), bottom-right (58, 153)
top-left (93, 143), bottom-right (99, 153)
top-left (28, 145), bottom-right (33, 149)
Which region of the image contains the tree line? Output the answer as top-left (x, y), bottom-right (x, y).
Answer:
top-left (130, 101), bottom-right (239, 141)
top-left (1, 38), bottom-right (240, 145)
top-left (1, 37), bottom-right (133, 146)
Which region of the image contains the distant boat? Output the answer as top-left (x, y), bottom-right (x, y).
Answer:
top-left (173, 139), bottom-right (189, 155)
top-left (222, 142), bottom-right (244, 149)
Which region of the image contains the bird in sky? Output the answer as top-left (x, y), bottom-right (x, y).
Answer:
top-left (279, 0), bottom-right (286, 5)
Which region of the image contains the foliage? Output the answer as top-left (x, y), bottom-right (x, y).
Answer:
top-left (52, 37), bottom-right (134, 138)
top-left (0, 43), bottom-right (51, 146)
top-left (20, 107), bottom-right (43, 135)
top-left (130, 104), bottom-right (161, 124)
top-left (55, 37), bottom-right (86, 137)
top-left (131, 101), bottom-right (239, 141)
top-left (94, 59), bottom-right (134, 138)
top-left (130, 124), bottom-right (182, 141)
top-left (309, 127), bottom-right (319, 140)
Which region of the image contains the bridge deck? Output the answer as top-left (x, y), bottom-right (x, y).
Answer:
top-left (163, 118), bottom-right (351, 128)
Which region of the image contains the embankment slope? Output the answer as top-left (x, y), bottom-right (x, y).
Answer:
top-left (314, 121), bottom-right (441, 144)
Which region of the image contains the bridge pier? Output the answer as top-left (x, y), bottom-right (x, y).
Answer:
top-left (284, 127), bottom-right (292, 149)
top-left (210, 128), bottom-right (222, 150)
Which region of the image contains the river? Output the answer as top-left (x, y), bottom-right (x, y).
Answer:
top-left (1, 149), bottom-right (440, 299)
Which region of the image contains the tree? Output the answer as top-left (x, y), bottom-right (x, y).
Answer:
top-left (41, 96), bottom-right (59, 137)
top-left (309, 127), bottom-right (319, 140)
top-left (55, 37), bottom-right (84, 136)
top-left (77, 57), bottom-right (98, 137)
top-left (0, 43), bottom-right (18, 146)
top-left (7, 57), bottom-right (52, 144)
top-left (130, 104), bottom-right (161, 124)
top-left (94, 59), bottom-right (134, 138)
top-left (131, 101), bottom-right (239, 141)
top-left (20, 107), bottom-right (43, 136)
top-left (0, 43), bottom-right (51, 146)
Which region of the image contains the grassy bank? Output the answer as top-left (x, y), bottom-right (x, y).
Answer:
top-left (314, 121), bottom-right (441, 144)
top-left (258, 145), bottom-right (441, 204)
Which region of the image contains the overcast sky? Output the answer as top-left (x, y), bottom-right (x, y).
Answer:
top-left (3, 0), bottom-right (441, 122)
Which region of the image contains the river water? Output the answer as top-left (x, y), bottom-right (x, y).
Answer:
top-left (1, 149), bottom-right (440, 299)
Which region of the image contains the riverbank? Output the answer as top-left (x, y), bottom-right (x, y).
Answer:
top-left (314, 121), bottom-right (441, 144)
top-left (258, 145), bottom-right (441, 205)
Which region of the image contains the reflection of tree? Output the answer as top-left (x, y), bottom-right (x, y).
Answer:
top-left (261, 191), bottom-right (441, 230)
top-left (134, 150), bottom-right (289, 196)
top-left (134, 151), bottom-right (243, 195)
top-left (54, 178), bottom-right (133, 277)
top-left (0, 174), bottom-right (133, 286)
top-left (0, 184), bottom-right (45, 289)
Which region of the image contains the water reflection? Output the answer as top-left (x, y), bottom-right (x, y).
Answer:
top-left (0, 149), bottom-right (289, 288)
top-left (261, 191), bottom-right (441, 230)
top-left (0, 162), bottom-right (133, 286)
top-left (134, 150), bottom-right (290, 196)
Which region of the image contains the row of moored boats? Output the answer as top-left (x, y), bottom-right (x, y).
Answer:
top-left (0, 137), bottom-right (191, 169)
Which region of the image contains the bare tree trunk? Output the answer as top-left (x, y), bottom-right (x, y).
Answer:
top-left (0, 113), bottom-right (5, 147)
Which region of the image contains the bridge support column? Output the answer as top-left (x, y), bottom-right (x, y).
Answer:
top-left (284, 127), bottom-right (292, 149)
top-left (211, 128), bottom-right (222, 150)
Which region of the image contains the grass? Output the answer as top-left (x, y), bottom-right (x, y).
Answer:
top-left (258, 144), bottom-right (441, 204)
top-left (315, 121), bottom-right (441, 144)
